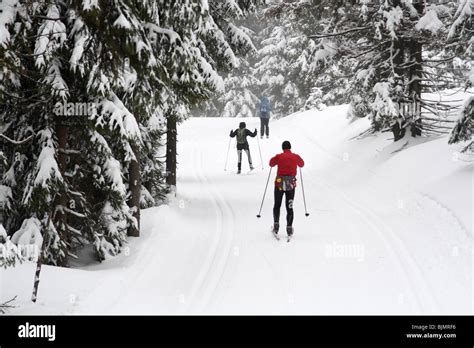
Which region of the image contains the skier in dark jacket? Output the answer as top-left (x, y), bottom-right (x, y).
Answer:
top-left (230, 122), bottom-right (257, 174)
top-left (257, 96), bottom-right (271, 139)
top-left (269, 141), bottom-right (304, 237)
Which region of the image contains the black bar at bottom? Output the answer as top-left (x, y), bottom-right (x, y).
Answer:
top-left (0, 315), bottom-right (473, 346)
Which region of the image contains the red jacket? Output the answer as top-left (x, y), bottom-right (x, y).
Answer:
top-left (269, 150), bottom-right (304, 176)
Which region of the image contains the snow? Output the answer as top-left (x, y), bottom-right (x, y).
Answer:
top-left (314, 40), bottom-right (337, 62)
top-left (384, 6), bottom-right (403, 38)
top-left (11, 217), bottom-right (43, 255)
top-left (1, 103), bottom-right (472, 314)
top-left (0, 224), bottom-right (19, 268)
top-left (113, 13), bottom-right (132, 29)
top-left (449, 0), bottom-right (473, 39)
top-left (0, 185), bottom-right (12, 209)
top-left (34, 4), bottom-right (67, 68)
top-left (416, 9), bottom-right (444, 34)
top-left (82, 0), bottom-right (99, 11)
top-left (227, 23), bottom-right (256, 52)
top-left (0, 0), bottom-right (18, 47)
top-left (98, 93), bottom-right (141, 141)
top-left (43, 59), bottom-right (69, 99)
top-left (198, 53), bottom-right (225, 93)
top-left (372, 82), bottom-right (398, 117)
top-left (104, 158), bottom-right (126, 197)
top-left (33, 145), bottom-right (62, 188)
top-left (69, 35), bottom-right (88, 72)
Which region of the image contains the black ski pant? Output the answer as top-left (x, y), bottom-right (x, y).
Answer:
top-left (273, 187), bottom-right (295, 227)
top-left (260, 117), bottom-right (269, 137)
top-left (237, 143), bottom-right (252, 170)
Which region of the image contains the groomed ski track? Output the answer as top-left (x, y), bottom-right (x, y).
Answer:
top-left (77, 109), bottom-right (468, 314)
top-left (4, 106), bottom-right (470, 315)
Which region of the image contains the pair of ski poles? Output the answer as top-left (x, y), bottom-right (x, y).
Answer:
top-left (256, 167), bottom-right (309, 218)
top-left (224, 132), bottom-right (264, 171)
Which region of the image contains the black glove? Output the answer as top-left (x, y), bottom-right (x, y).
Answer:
top-left (229, 130), bottom-right (233, 137)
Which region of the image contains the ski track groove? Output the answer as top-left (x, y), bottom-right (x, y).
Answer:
top-left (296, 123), bottom-right (440, 313)
top-left (319, 178), bottom-right (440, 313)
top-left (195, 149), bottom-right (237, 313)
top-left (300, 129), bottom-right (439, 311)
top-left (183, 145), bottom-right (235, 313)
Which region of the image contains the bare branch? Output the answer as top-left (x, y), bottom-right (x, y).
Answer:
top-left (310, 27), bottom-right (371, 39)
top-left (0, 296), bottom-right (17, 314)
top-left (0, 133), bottom-right (34, 145)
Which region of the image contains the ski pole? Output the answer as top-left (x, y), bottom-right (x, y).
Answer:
top-left (299, 167), bottom-right (310, 217)
top-left (256, 167), bottom-right (272, 218)
top-left (224, 136), bottom-right (232, 171)
top-left (256, 132), bottom-right (264, 170)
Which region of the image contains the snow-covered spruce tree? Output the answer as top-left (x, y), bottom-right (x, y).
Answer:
top-left (252, 1), bottom-right (338, 117)
top-left (277, 0), bottom-right (467, 140)
top-left (0, 1), bottom-right (73, 265)
top-left (152, 0), bottom-right (227, 191)
top-left (198, 0), bottom-right (340, 119)
top-left (204, 0), bottom-right (257, 70)
top-left (192, 0), bottom-right (263, 118)
top-left (447, 0), bottom-right (473, 152)
top-left (447, 0), bottom-right (473, 85)
top-left (219, 56), bottom-right (260, 118)
top-left (0, 0), bottom-right (191, 263)
top-left (254, 20), bottom-right (296, 117)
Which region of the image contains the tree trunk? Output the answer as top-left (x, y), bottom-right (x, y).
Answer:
top-left (128, 142), bottom-right (140, 237)
top-left (166, 115), bottom-right (177, 193)
top-left (408, 0), bottom-right (424, 136)
top-left (55, 123), bottom-right (69, 267)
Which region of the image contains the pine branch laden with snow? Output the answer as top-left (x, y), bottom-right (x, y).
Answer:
top-left (449, 96), bottom-right (474, 152)
top-left (10, 217), bottom-right (43, 261)
top-left (448, 0), bottom-right (473, 40)
top-left (0, 223), bottom-right (20, 268)
top-left (0, 0), bottom-right (18, 47)
top-left (34, 4), bottom-right (67, 68)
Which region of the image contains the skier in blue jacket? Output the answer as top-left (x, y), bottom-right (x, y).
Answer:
top-left (258, 96), bottom-right (271, 139)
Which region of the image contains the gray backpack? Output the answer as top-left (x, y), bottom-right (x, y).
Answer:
top-left (236, 129), bottom-right (247, 144)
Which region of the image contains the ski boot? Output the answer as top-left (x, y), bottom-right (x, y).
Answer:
top-left (249, 164), bottom-right (254, 170)
top-left (286, 226), bottom-right (294, 242)
top-left (272, 222), bottom-right (279, 234)
top-left (272, 223), bottom-right (280, 240)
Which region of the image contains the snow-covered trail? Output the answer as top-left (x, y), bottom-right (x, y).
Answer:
top-left (2, 106), bottom-right (471, 314)
top-left (85, 110), bottom-right (468, 314)
top-left (164, 116), bottom-right (436, 314)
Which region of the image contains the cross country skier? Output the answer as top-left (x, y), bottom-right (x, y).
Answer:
top-left (269, 141), bottom-right (304, 238)
top-left (229, 122), bottom-right (257, 174)
top-left (258, 96), bottom-right (271, 139)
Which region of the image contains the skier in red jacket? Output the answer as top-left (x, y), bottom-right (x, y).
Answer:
top-left (269, 141), bottom-right (304, 237)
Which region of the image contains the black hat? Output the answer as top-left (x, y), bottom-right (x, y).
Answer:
top-left (239, 122), bottom-right (246, 129)
top-left (282, 141), bottom-right (291, 150)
